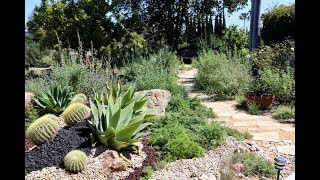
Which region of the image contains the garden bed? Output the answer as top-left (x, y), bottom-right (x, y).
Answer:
top-left (25, 122), bottom-right (153, 179)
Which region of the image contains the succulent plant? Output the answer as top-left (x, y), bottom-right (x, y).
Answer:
top-left (62, 102), bottom-right (91, 126)
top-left (88, 83), bottom-right (155, 151)
top-left (71, 93), bottom-right (87, 104)
top-left (34, 85), bottom-right (75, 115)
top-left (26, 114), bottom-right (59, 145)
top-left (64, 150), bottom-right (88, 172)
top-left (70, 96), bottom-right (86, 104)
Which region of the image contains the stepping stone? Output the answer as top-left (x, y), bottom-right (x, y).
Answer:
top-left (256, 121), bottom-right (273, 127)
top-left (276, 145), bottom-right (295, 155)
top-left (232, 114), bottom-right (257, 121)
top-left (281, 127), bottom-right (295, 132)
top-left (247, 128), bottom-right (260, 133)
top-left (252, 132), bottom-right (280, 142)
top-left (233, 122), bottom-right (249, 127)
top-left (217, 112), bottom-right (235, 117)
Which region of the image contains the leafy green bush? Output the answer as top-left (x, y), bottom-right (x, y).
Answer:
top-left (152, 112), bottom-right (206, 132)
top-left (273, 105), bottom-right (295, 121)
top-left (196, 35), bottom-right (228, 53)
top-left (25, 106), bottom-right (40, 131)
top-left (141, 166), bottom-right (154, 180)
top-left (194, 50), bottom-right (253, 100)
top-left (261, 4), bottom-right (295, 45)
top-left (135, 49), bottom-right (178, 91)
top-left (149, 125), bottom-right (204, 162)
top-left (251, 39), bottom-right (295, 71)
top-left (25, 76), bottom-right (52, 96)
top-left (164, 135), bottom-right (205, 161)
top-left (25, 39), bottom-right (58, 68)
top-left (222, 25), bottom-right (249, 53)
top-left (196, 123), bottom-right (228, 149)
top-left (257, 67), bottom-right (295, 103)
top-left (232, 152), bottom-right (277, 178)
top-left (165, 84), bottom-right (188, 98)
top-left (247, 102), bottom-right (262, 115)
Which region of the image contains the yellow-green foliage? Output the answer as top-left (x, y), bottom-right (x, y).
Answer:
top-left (62, 103), bottom-right (91, 126)
top-left (26, 114), bottom-right (59, 145)
top-left (64, 150), bottom-right (88, 172)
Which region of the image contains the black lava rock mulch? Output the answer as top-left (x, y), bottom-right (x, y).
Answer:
top-left (25, 122), bottom-right (92, 174)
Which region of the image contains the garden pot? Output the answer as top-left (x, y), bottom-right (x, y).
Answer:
top-left (245, 94), bottom-right (275, 110)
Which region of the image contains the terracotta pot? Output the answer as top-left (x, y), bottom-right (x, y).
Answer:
top-left (245, 94), bottom-right (275, 110)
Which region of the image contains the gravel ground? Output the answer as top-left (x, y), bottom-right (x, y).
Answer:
top-left (152, 136), bottom-right (295, 180)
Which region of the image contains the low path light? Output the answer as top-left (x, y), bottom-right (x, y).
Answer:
top-left (274, 155), bottom-right (287, 180)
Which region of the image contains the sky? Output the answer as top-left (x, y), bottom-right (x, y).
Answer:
top-left (25, 0), bottom-right (295, 30)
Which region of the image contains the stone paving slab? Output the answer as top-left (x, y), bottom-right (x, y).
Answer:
top-left (233, 122), bottom-right (250, 127)
top-left (247, 128), bottom-right (260, 133)
top-left (232, 113), bottom-right (259, 121)
top-left (256, 121), bottom-right (273, 127)
top-left (276, 145), bottom-right (295, 155)
top-left (252, 132), bottom-right (280, 142)
top-left (281, 127), bottom-right (295, 132)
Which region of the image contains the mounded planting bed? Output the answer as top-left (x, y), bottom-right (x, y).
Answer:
top-left (25, 122), bottom-right (92, 174)
top-left (25, 122), bottom-right (159, 180)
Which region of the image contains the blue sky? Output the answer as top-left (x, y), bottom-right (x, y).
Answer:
top-left (25, 0), bottom-right (295, 30)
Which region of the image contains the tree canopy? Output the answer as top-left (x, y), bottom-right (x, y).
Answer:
top-left (27, 0), bottom-right (248, 57)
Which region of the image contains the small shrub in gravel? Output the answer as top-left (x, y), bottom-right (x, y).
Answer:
top-left (164, 136), bottom-right (205, 161)
top-left (149, 125), bottom-right (204, 162)
top-left (140, 166), bottom-right (154, 180)
top-left (195, 123), bottom-right (228, 149)
top-left (273, 105), bottom-right (295, 122)
top-left (165, 95), bottom-right (215, 119)
top-left (153, 112), bottom-right (207, 132)
top-left (232, 152), bottom-right (277, 178)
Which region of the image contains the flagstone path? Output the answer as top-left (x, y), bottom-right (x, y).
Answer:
top-left (176, 66), bottom-right (295, 178)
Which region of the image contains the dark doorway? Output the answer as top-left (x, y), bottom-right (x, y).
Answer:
top-left (177, 47), bottom-right (199, 64)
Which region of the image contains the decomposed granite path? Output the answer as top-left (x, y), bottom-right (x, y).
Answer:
top-left (176, 66), bottom-right (295, 179)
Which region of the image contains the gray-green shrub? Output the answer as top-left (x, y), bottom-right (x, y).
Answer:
top-left (194, 50), bottom-right (253, 100)
top-left (135, 48), bottom-right (179, 91)
top-left (258, 67), bottom-right (294, 103)
top-left (273, 105), bottom-right (295, 121)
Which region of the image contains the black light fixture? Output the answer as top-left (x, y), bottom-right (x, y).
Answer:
top-left (274, 155), bottom-right (287, 180)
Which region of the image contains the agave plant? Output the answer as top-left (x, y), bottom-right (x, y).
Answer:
top-left (87, 83), bottom-right (154, 151)
top-left (34, 85), bottom-right (75, 115)
top-left (93, 80), bottom-right (127, 105)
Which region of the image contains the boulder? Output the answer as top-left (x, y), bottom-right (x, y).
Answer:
top-left (102, 150), bottom-right (127, 174)
top-left (134, 89), bottom-right (171, 116)
top-left (25, 92), bottom-right (35, 111)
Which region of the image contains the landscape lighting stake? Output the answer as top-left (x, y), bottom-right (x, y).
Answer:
top-left (274, 156), bottom-right (287, 180)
